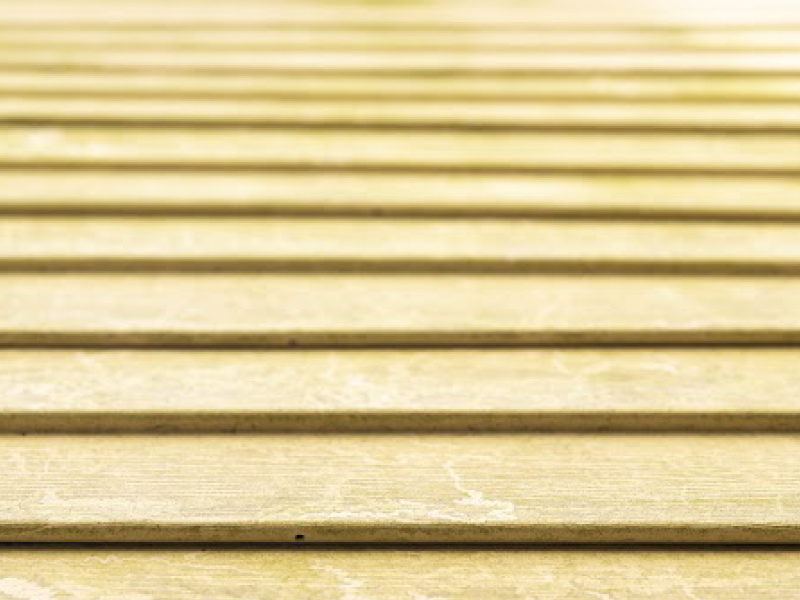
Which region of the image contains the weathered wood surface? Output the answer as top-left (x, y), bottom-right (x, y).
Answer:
top-left (2, 349), bottom-right (800, 431)
top-left (3, 72), bottom-right (800, 102)
top-left (7, 98), bottom-right (800, 131)
top-left (3, 218), bottom-right (800, 274)
top-left (0, 548), bottom-right (798, 598)
top-left (4, 128), bottom-right (800, 173)
top-left (3, 433), bottom-right (800, 542)
top-left (0, 171), bottom-right (798, 219)
top-left (4, 49), bottom-right (800, 74)
top-left (1, 274), bottom-right (800, 346)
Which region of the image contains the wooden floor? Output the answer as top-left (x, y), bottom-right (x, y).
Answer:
top-left (4, 0), bottom-right (800, 597)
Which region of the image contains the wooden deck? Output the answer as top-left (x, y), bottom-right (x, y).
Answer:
top-left (3, 0), bottom-right (800, 596)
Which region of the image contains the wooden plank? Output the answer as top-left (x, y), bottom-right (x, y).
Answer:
top-left (4, 218), bottom-right (800, 274)
top-left (3, 128), bottom-right (800, 173)
top-left (4, 27), bottom-right (800, 50)
top-left (6, 98), bottom-right (800, 132)
top-left (0, 548), bottom-right (798, 598)
top-left (0, 274), bottom-right (799, 346)
top-left (2, 348), bottom-right (800, 431)
top-left (3, 49), bottom-right (800, 74)
top-left (6, 28), bottom-right (800, 51)
top-left (2, 72), bottom-right (800, 102)
top-left (2, 433), bottom-right (800, 542)
top-left (1, 171), bottom-right (799, 219)
top-left (1, 1), bottom-right (799, 26)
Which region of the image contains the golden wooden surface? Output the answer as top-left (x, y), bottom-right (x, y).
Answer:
top-left (3, 72), bottom-right (800, 102)
top-left (4, 127), bottom-right (800, 172)
top-left (3, 433), bottom-right (800, 542)
top-left (8, 98), bottom-right (800, 131)
top-left (6, 27), bottom-right (800, 50)
top-left (1, 274), bottom-right (800, 346)
top-left (0, 548), bottom-right (798, 599)
top-left (4, 48), bottom-right (800, 73)
top-left (3, 217), bottom-right (800, 273)
top-left (2, 0), bottom-right (798, 26)
top-left (0, 171), bottom-right (798, 219)
top-left (2, 348), bottom-right (800, 431)
top-left (4, 27), bottom-right (800, 50)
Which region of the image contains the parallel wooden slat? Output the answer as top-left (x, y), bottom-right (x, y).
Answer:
top-left (3, 128), bottom-right (800, 173)
top-left (2, 348), bottom-right (800, 431)
top-left (1, 171), bottom-right (799, 219)
top-left (3, 49), bottom-right (800, 74)
top-left (7, 98), bottom-right (800, 132)
top-left (0, 548), bottom-right (798, 598)
top-left (3, 218), bottom-right (800, 274)
top-left (2, 73), bottom-right (800, 102)
top-left (2, 1), bottom-right (799, 26)
top-left (4, 27), bottom-right (800, 50)
top-left (0, 274), bottom-right (799, 346)
top-left (3, 433), bottom-right (800, 542)
top-left (5, 31), bottom-right (800, 52)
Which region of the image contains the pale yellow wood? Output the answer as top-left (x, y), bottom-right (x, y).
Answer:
top-left (3, 128), bottom-right (800, 173)
top-left (0, 171), bottom-right (798, 219)
top-left (2, 348), bottom-right (800, 431)
top-left (1, 0), bottom-right (798, 26)
top-left (3, 48), bottom-right (800, 73)
top-left (4, 27), bottom-right (800, 50)
top-left (0, 548), bottom-right (798, 598)
top-left (0, 274), bottom-right (798, 345)
top-left (4, 217), bottom-right (800, 274)
top-left (2, 72), bottom-right (800, 102)
top-left (7, 98), bottom-right (800, 131)
top-left (2, 433), bottom-right (800, 542)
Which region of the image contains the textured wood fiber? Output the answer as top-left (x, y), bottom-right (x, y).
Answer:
top-left (4, 49), bottom-right (800, 74)
top-left (4, 218), bottom-right (800, 274)
top-left (5, 27), bottom-right (800, 50)
top-left (1, 171), bottom-right (799, 219)
top-left (1, 274), bottom-right (800, 346)
top-left (8, 98), bottom-right (800, 131)
top-left (0, 548), bottom-right (799, 599)
top-left (3, 433), bottom-right (800, 542)
top-left (3, 348), bottom-right (800, 431)
top-left (3, 72), bottom-right (800, 102)
top-left (4, 128), bottom-right (800, 173)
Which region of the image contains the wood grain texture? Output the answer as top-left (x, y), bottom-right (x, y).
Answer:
top-left (3, 433), bottom-right (800, 542)
top-left (1, 171), bottom-right (799, 219)
top-left (3, 128), bottom-right (800, 173)
top-left (0, 548), bottom-right (799, 598)
top-left (7, 98), bottom-right (800, 132)
top-left (3, 72), bottom-right (800, 102)
top-left (4, 48), bottom-right (800, 74)
top-left (1, 274), bottom-right (800, 346)
top-left (4, 218), bottom-right (800, 274)
top-left (2, 348), bottom-right (800, 431)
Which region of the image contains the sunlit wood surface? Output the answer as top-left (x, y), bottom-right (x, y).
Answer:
top-left (3, 0), bottom-right (800, 595)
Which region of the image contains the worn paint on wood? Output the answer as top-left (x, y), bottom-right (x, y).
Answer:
top-left (2, 348), bottom-right (800, 431)
top-left (3, 433), bottom-right (800, 542)
top-left (0, 274), bottom-right (800, 346)
top-left (0, 548), bottom-right (798, 598)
